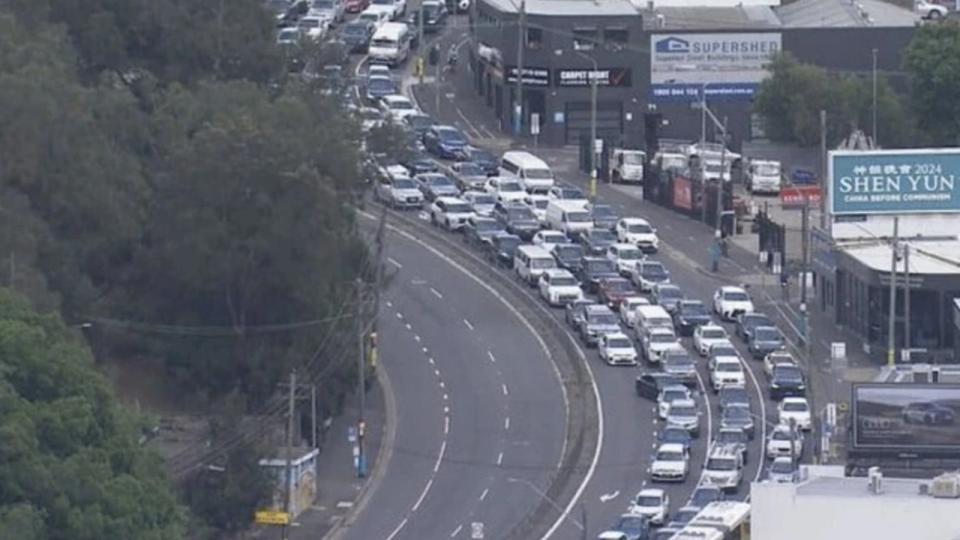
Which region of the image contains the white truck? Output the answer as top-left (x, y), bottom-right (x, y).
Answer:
top-left (609, 149), bottom-right (646, 183)
top-left (745, 159), bottom-right (782, 194)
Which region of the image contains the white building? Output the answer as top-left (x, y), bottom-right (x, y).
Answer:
top-left (751, 467), bottom-right (960, 540)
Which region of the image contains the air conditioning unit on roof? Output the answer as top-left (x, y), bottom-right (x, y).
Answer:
top-left (930, 472), bottom-right (960, 499)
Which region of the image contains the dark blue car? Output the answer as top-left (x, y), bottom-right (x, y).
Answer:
top-left (365, 76), bottom-right (397, 101)
top-left (462, 146), bottom-right (499, 175)
top-left (423, 125), bottom-right (468, 160)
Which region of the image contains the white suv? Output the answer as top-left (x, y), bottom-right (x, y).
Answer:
top-left (538, 269), bottom-right (583, 307)
top-left (710, 356), bottom-right (746, 390)
top-left (713, 286), bottom-right (755, 321)
top-left (778, 397), bottom-right (812, 431)
top-left (606, 243), bottom-right (644, 275)
top-left (766, 424), bottom-right (803, 459)
top-left (701, 444), bottom-right (744, 493)
top-left (429, 197), bottom-right (475, 231)
top-left (627, 488), bottom-right (669, 525)
top-left (650, 443), bottom-right (689, 482)
top-left (599, 332), bottom-right (638, 366)
top-left (641, 327), bottom-right (682, 364)
top-left (615, 217), bottom-right (659, 252)
top-left (693, 324), bottom-right (729, 357)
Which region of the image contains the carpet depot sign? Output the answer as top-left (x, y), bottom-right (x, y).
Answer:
top-left (829, 149), bottom-right (960, 215)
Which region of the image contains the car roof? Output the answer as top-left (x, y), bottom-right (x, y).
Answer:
top-left (720, 286), bottom-right (748, 293)
top-left (542, 268), bottom-right (574, 278)
top-left (782, 396), bottom-right (808, 404)
top-left (381, 94), bottom-right (411, 102)
top-left (539, 230), bottom-right (567, 237)
top-left (585, 304), bottom-right (615, 314)
top-left (604, 332), bottom-right (630, 340)
top-left (650, 326), bottom-right (676, 335)
top-left (708, 444), bottom-right (740, 458)
top-left (670, 398), bottom-right (696, 408)
top-left (658, 442), bottom-right (687, 452)
top-left (620, 217), bottom-right (651, 224)
top-left (662, 384), bottom-right (689, 393)
top-left (700, 323), bottom-right (725, 331)
top-left (637, 488), bottom-right (665, 497)
top-left (435, 196), bottom-right (466, 204)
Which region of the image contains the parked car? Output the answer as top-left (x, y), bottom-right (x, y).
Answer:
top-left (748, 326), bottom-right (786, 359)
top-left (672, 300), bottom-right (711, 336)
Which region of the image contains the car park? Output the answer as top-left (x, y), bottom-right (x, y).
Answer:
top-left (599, 332), bottom-right (639, 366)
top-left (662, 349), bottom-right (698, 385)
top-left (461, 191), bottom-right (496, 217)
top-left (651, 283), bottom-right (684, 313)
top-left (664, 399), bottom-right (701, 437)
top-left (514, 245), bottom-right (557, 285)
top-left (627, 489), bottom-right (669, 525)
top-left (415, 173), bottom-right (459, 201)
top-left (605, 243), bottom-right (644, 276)
top-left (769, 364), bottom-right (806, 400)
top-left (485, 233), bottom-right (521, 268)
top-left (778, 397), bottom-right (812, 430)
top-left (461, 146), bottom-right (499, 176)
top-left (619, 296), bottom-right (651, 328)
top-left (710, 356), bottom-right (746, 390)
top-left (766, 424), bottom-right (803, 459)
top-left (379, 94), bottom-right (418, 121)
top-left (650, 443), bottom-right (690, 482)
top-left (672, 300), bottom-right (711, 336)
top-left (579, 305), bottom-right (621, 347)
top-left (657, 424), bottom-right (694, 451)
top-left (630, 260), bottom-right (670, 292)
top-left (657, 384), bottom-right (693, 419)
top-left (578, 257), bottom-right (619, 294)
top-left (720, 404), bottom-right (755, 438)
top-left (484, 177), bottom-right (527, 203)
top-left (688, 485), bottom-right (724, 510)
top-left (532, 230), bottom-right (568, 252)
top-left (493, 202), bottom-right (539, 240)
top-left (423, 125), bottom-right (468, 160)
top-left (701, 445), bottom-right (744, 493)
top-left (615, 217), bottom-right (659, 252)
top-left (597, 277), bottom-right (636, 309)
top-left (715, 427), bottom-right (749, 464)
top-left (462, 216), bottom-right (503, 247)
top-left (375, 175), bottom-right (423, 208)
top-left (748, 326), bottom-right (786, 359)
top-left (565, 298), bottom-right (595, 330)
top-left (694, 324), bottom-right (730, 357)
top-left (735, 312), bottom-right (775, 342)
top-left (429, 197), bottom-right (474, 230)
top-left (713, 286), bottom-right (755, 321)
top-left (551, 243), bottom-right (584, 275)
top-left (766, 456), bottom-right (798, 483)
top-left (600, 514), bottom-right (648, 540)
top-left (641, 326), bottom-right (681, 365)
top-left (451, 162), bottom-right (489, 191)
top-left (589, 203), bottom-right (619, 230)
top-left (538, 269), bottom-right (583, 306)
top-left (718, 385), bottom-right (751, 413)
top-left (763, 351), bottom-right (797, 378)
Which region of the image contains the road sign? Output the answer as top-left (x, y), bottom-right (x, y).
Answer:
top-left (831, 342), bottom-right (847, 362)
top-left (255, 510), bottom-right (290, 526)
top-left (348, 426), bottom-right (357, 443)
top-left (530, 113), bottom-right (540, 135)
top-left (471, 522), bottom-right (485, 539)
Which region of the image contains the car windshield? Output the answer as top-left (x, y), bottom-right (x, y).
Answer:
top-left (388, 99), bottom-right (414, 110)
top-left (541, 233), bottom-right (566, 243)
top-left (615, 516), bottom-right (646, 530)
top-left (438, 128), bottom-right (466, 143)
top-left (662, 428), bottom-right (690, 442)
top-left (343, 23), bottom-right (368, 35)
top-left (667, 357), bottom-right (694, 369)
top-left (393, 179), bottom-right (417, 189)
top-left (551, 276), bottom-right (578, 287)
top-left (590, 230), bottom-right (616, 242)
top-left (772, 430), bottom-right (795, 441)
top-left (756, 162), bottom-right (781, 176)
top-left (470, 194), bottom-right (495, 205)
top-left (507, 208), bottom-right (536, 220)
top-left (300, 18), bottom-right (322, 28)
top-left (775, 366), bottom-right (803, 380)
top-left (372, 0), bottom-right (392, 5)
top-left (670, 405), bottom-right (696, 416)
top-left (567, 211), bottom-right (592, 223)
top-left (755, 328), bottom-right (782, 341)
top-left (530, 199), bottom-right (549, 209)
top-left (469, 148), bottom-right (495, 161)
top-left (592, 205), bottom-right (616, 218)
top-left (423, 3), bottom-right (442, 14)
top-left (498, 237), bottom-right (521, 250)
top-left (369, 78), bottom-right (397, 91)
top-left (703, 328), bottom-right (726, 339)
top-left (627, 223), bottom-right (653, 233)
top-left (725, 407), bottom-right (751, 420)
top-left (525, 168), bottom-right (553, 180)
top-left (279, 29), bottom-right (300, 40)
top-left (428, 176), bottom-right (454, 187)
top-left (771, 461), bottom-right (795, 474)
top-left (681, 302), bottom-right (707, 315)
top-left (473, 220), bottom-right (499, 231)
top-left (560, 188), bottom-right (585, 198)
top-left (692, 488), bottom-right (720, 505)
top-left (555, 245), bottom-right (582, 260)
top-left (711, 346), bottom-right (737, 358)
top-left (718, 430), bottom-right (746, 444)
top-left (591, 314), bottom-right (619, 326)
top-left (499, 181), bottom-right (523, 192)
top-left (636, 496), bottom-right (662, 507)
top-left (657, 450), bottom-right (685, 461)
top-left (663, 389), bottom-right (688, 402)
top-left (605, 280), bottom-right (632, 292)
top-left (586, 259), bottom-right (616, 273)
top-left (651, 333), bottom-right (675, 344)
top-left (784, 401), bottom-right (808, 412)
top-left (717, 362), bottom-right (741, 373)
top-left (607, 337), bottom-right (633, 349)
top-left (457, 163), bottom-right (484, 176)
top-left (445, 203), bottom-right (472, 213)
top-left (618, 248), bottom-right (642, 260)
top-left (707, 458), bottom-right (736, 471)
top-left (531, 258), bottom-right (556, 269)
top-left (623, 153), bottom-right (645, 165)
top-left (407, 115), bottom-right (433, 128)
top-left (642, 263), bottom-right (668, 279)
top-left (660, 287), bottom-right (683, 300)
top-left (720, 388), bottom-right (749, 403)
top-left (359, 109), bottom-right (381, 120)
top-left (313, 0), bottom-right (334, 7)
top-left (745, 314), bottom-right (772, 328)
top-left (724, 291), bottom-right (750, 301)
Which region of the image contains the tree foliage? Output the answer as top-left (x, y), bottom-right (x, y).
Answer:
top-left (0, 288), bottom-right (186, 539)
top-left (753, 52), bottom-right (912, 147)
top-left (903, 22), bottom-right (960, 145)
top-left (182, 442), bottom-right (272, 535)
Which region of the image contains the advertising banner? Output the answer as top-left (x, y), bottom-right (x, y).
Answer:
top-left (829, 149), bottom-right (960, 215)
top-left (673, 176), bottom-right (693, 210)
top-left (505, 66), bottom-right (550, 87)
top-left (649, 32), bottom-right (781, 102)
top-left (554, 68), bottom-right (632, 87)
top-left (852, 383), bottom-right (960, 452)
top-left (780, 185), bottom-right (822, 208)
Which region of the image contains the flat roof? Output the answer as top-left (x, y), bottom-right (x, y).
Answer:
top-left (796, 474), bottom-right (949, 499)
top-left (643, 5), bottom-right (781, 29)
top-left (840, 239), bottom-right (960, 276)
top-left (776, 0), bottom-right (918, 27)
top-left (481, 0), bottom-right (640, 16)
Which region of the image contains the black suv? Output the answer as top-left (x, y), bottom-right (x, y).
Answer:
top-left (769, 364), bottom-right (806, 400)
top-left (493, 202), bottom-right (539, 240)
top-left (673, 300), bottom-right (711, 336)
top-left (578, 256), bottom-right (619, 294)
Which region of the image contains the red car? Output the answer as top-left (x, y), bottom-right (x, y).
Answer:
top-left (598, 277), bottom-right (637, 309)
top-left (345, 0), bottom-right (370, 12)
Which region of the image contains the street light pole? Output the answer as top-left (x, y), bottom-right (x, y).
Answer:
top-left (887, 217), bottom-right (899, 368)
top-left (574, 49), bottom-right (600, 200)
top-left (699, 82), bottom-right (708, 223)
top-left (514, 0), bottom-right (526, 135)
top-left (715, 116), bottom-right (728, 238)
top-left (872, 48), bottom-right (879, 147)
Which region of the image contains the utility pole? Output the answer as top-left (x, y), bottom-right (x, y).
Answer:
top-left (904, 244), bottom-right (911, 350)
top-left (514, 0), bottom-right (526, 136)
top-left (887, 217), bottom-right (899, 368)
top-left (311, 384), bottom-right (318, 448)
top-left (872, 48), bottom-right (879, 147)
top-left (282, 369), bottom-right (297, 540)
top-left (801, 200), bottom-right (810, 306)
top-left (819, 110), bottom-right (827, 229)
top-left (417, 2), bottom-right (425, 84)
top-left (354, 275), bottom-right (368, 478)
top-left (435, 56), bottom-right (441, 117)
top-left (589, 71), bottom-right (598, 200)
top-left (700, 84), bottom-right (708, 224)
top-left (715, 116), bottom-right (728, 237)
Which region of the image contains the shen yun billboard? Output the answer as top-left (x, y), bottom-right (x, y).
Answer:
top-left (829, 149), bottom-right (960, 215)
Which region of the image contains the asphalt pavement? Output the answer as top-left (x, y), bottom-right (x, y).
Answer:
top-left (336, 223), bottom-right (567, 539)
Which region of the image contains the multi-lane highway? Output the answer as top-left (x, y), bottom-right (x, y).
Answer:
top-left (341, 222), bottom-right (568, 539)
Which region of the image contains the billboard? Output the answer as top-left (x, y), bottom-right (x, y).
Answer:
top-left (829, 149), bottom-right (960, 215)
top-left (852, 383), bottom-right (960, 452)
top-left (649, 33), bottom-right (781, 102)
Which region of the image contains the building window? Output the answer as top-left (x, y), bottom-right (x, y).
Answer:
top-left (526, 27), bottom-right (543, 49)
top-left (603, 27), bottom-right (628, 45)
top-left (573, 27), bottom-right (597, 51)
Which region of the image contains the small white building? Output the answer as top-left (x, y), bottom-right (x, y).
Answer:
top-left (751, 467), bottom-right (960, 540)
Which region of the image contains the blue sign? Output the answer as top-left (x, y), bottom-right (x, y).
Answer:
top-left (829, 149), bottom-right (960, 215)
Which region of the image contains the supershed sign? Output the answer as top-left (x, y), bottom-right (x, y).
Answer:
top-left (649, 33), bottom-right (781, 102)
top-left (829, 149), bottom-right (960, 215)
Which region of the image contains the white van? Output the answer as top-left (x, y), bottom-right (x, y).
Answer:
top-left (499, 151), bottom-right (556, 193)
top-left (635, 305), bottom-right (673, 334)
top-left (545, 200), bottom-right (592, 236)
top-left (368, 22), bottom-right (410, 66)
top-left (514, 245), bottom-right (557, 285)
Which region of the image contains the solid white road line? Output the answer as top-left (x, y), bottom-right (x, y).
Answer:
top-left (430, 287), bottom-right (444, 299)
top-left (744, 354), bottom-right (769, 482)
top-left (411, 478), bottom-right (434, 512)
top-left (504, 417), bottom-right (510, 431)
top-left (463, 318), bottom-right (474, 330)
top-left (435, 440), bottom-right (447, 473)
top-left (695, 370), bottom-right (713, 469)
top-left (450, 524), bottom-right (463, 537)
top-left (501, 383), bottom-right (509, 396)
top-left (387, 257), bottom-right (403, 268)
top-left (487, 351), bottom-right (496, 363)
top-left (479, 488), bottom-right (489, 501)
top-left (444, 416), bottom-right (450, 434)
top-left (384, 517), bottom-right (408, 540)
top-left (496, 452), bottom-right (504, 466)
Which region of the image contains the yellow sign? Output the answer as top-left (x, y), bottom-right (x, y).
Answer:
top-left (838, 402), bottom-right (849, 412)
top-left (255, 510), bottom-right (290, 525)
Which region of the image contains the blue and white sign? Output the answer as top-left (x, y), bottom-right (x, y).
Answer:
top-left (649, 32), bottom-right (781, 102)
top-left (829, 149), bottom-right (960, 215)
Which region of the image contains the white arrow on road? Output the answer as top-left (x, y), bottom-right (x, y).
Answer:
top-left (599, 490), bottom-right (620, 503)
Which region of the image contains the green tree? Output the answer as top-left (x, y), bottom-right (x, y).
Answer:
top-left (182, 442), bottom-right (272, 534)
top-left (0, 288), bottom-right (186, 539)
top-left (904, 21), bottom-right (960, 145)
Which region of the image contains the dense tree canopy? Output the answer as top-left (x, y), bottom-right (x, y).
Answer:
top-left (0, 288), bottom-right (186, 539)
top-left (903, 22), bottom-right (960, 145)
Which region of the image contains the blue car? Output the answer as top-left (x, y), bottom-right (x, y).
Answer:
top-left (366, 76), bottom-right (397, 102)
top-left (602, 514), bottom-right (648, 540)
top-left (657, 424), bottom-right (693, 451)
top-left (423, 125), bottom-right (468, 160)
